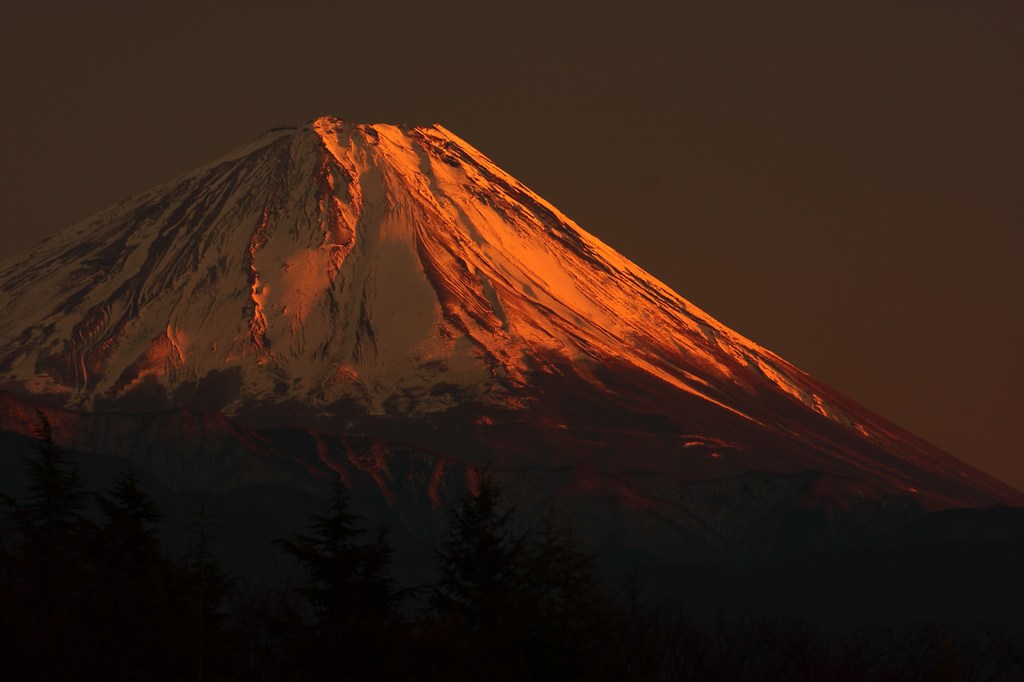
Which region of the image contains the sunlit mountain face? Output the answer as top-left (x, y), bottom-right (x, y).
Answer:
top-left (0, 115), bottom-right (1019, 524)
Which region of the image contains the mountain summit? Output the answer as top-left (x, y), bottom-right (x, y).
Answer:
top-left (0, 115), bottom-right (1019, 508)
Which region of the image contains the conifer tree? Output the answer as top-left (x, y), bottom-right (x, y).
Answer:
top-left (523, 510), bottom-right (613, 679)
top-left (278, 477), bottom-right (398, 626)
top-left (0, 412), bottom-right (101, 677)
top-left (431, 469), bottom-right (527, 632)
top-left (8, 411), bottom-right (95, 586)
top-left (183, 497), bottom-right (233, 681)
top-left (274, 478), bottom-right (402, 678)
top-left (430, 472), bottom-right (622, 680)
top-left (4, 409), bottom-right (96, 593)
top-left (96, 468), bottom-right (162, 566)
top-left (93, 469), bottom-right (179, 676)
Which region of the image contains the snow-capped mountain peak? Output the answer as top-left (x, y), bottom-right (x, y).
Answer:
top-left (0, 116), bottom-right (1018, 508)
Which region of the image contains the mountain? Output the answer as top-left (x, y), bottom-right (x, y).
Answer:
top-left (0, 115), bottom-right (1019, 515)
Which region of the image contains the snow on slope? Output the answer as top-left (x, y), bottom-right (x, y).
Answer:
top-left (0, 116), bottom-right (811, 416)
top-left (0, 115), bottom-right (1017, 507)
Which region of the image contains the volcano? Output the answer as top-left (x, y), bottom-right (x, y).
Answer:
top-left (0, 115), bottom-right (1019, 516)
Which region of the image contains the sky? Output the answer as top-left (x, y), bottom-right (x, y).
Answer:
top-left (1, 1), bottom-right (1022, 491)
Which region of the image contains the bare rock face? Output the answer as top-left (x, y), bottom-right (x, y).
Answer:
top-left (0, 115), bottom-right (1019, 509)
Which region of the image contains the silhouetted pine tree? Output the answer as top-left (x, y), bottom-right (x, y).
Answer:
top-left (431, 469), bottom-right (527, 634)
top-left (275, 477), bottom-right (403, 678)
top-left (92, 468), bottom-right (183, 676)
top-left (0, 412), bottom-right (105, 677)
top-left (279, 478), bottom-right (399, 624)
top-left (182, 497), bottom-right (234, 681)
top-left (522, 510), bottom-right (617, 679)
top-left (95, 468), bottom-right (161, 565)
top-left (9, 411), bottom-right (94, 577)
top-left (426, 472), bottom-right (634, 681)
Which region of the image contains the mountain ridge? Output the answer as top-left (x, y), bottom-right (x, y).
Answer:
top-left (0, 115), bottom-right (1019, 510)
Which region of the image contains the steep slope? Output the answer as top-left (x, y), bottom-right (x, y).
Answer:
top-left (0, 116), bottom-right (1019, 508)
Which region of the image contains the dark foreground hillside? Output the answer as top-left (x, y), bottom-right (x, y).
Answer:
top-left (6, 419), bottom-right (1024, 679)
top-left (2, 423), bottom-right (1024, 680)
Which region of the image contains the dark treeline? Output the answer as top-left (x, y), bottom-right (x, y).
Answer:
top-left (2, 414), bottom-right (1024, 681)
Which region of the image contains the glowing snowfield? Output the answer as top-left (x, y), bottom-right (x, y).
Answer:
top-left (0, 116), bottom-right (1018, 507)
top-left (0, 117), bottom-right (836, 415)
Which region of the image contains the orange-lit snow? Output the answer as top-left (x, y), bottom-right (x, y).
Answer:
top-left (0, 115), bottom-right (883, 445)
top-left (1, 116), bottom-right (1022, 509)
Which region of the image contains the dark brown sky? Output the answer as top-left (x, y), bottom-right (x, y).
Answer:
top-left (2, 1), bottom-right (1022, 491)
